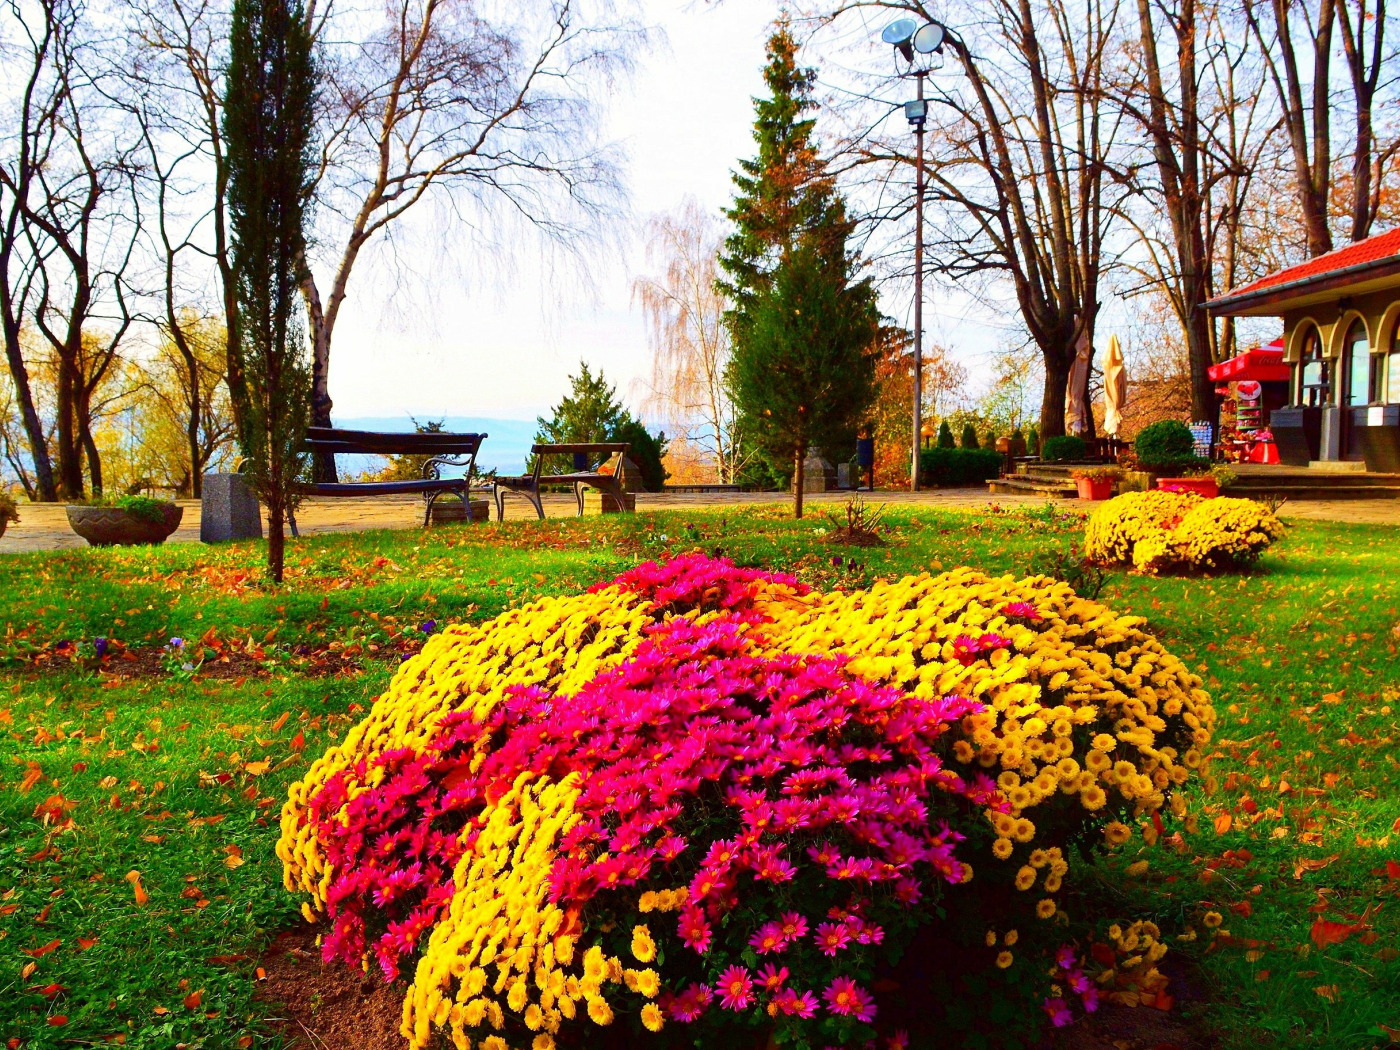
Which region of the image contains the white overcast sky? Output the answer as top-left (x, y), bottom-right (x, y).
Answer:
top-left (321, 0), bottom-right (1031, 427)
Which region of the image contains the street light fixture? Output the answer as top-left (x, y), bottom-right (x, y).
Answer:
top-left (881, 17), bottom-right (947, 492)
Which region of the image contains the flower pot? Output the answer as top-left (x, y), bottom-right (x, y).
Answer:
top-left (1075, 477), bottom-right (1114, 501)
top-left (66, 503), bottom-right (183, 547)
top-left (1156, 477), bottom-right (1217, 499)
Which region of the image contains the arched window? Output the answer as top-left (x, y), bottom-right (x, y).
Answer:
top-left (1342, 319), bottom-right (1375, 407)
top-left (1296, 326), bottom-right (1328, 407)
top-left (1389, 319), bottom-right (1400, 404)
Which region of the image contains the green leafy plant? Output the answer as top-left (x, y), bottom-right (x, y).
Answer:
top-left (0, 489), bottom-right (19, 526)
top-left (1183, 463), bottom-right (1237, 488)
top-left (1070, 467), bottom-right (1118, 482)
top-left (1040, 434), bottom-right (1087, 462)
top-left (1028, 545), bottom-right (1111, 598)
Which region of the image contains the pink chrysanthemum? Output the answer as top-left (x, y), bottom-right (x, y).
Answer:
top-left (717, 965), bottom-right (754, 1011)
top-left (823, 976), bottom-right (876, 1022)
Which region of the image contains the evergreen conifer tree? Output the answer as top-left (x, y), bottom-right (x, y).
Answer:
top-left (719, 21), bottom-right (878, 518)
top-left (937, 421), bottom-right (955, 448)
top-left (223, 0), bottom-right (315, 582)
top-left (960, 422), bottom-right (980, 450)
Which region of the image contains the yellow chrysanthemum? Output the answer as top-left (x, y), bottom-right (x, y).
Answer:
top-left (641, 1003), bottom-right (665, 1032)
top-left (1036, 898), bottom-right (1057, 919)
top-left (995, 951), bottom-right (1014, 969)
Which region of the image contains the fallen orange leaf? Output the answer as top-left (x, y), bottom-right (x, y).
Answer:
top-left (271, 711), bottom-right (289, 731)
top-left (184, 989), bottom-right (203, 1009)
top-left (46, 1015), bottom-right (68, 1027)
top-left (243, 761), bottom-right (269, 776)
top-left (1294, 853), bottom-right (1341, 879)
top-left (1314, 984), bottom-right (1340, 1002)
top-left (1214, 813), bottom-right (1233, 835)
top-left (24, 939), bottom-right (61, 958)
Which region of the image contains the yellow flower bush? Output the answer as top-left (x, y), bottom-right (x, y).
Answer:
top-left (1083, 491), bottom-right (1284, 572)
top-left (276, 556), bottom-right (1213, 1048)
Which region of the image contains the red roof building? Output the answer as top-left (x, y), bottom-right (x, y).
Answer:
top-left (1206, 228), bottom-right (1400, 469)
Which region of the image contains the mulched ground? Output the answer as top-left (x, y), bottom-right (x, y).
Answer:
top-left (257, 924), bottom-right (1216, 1050)
top-left (257, 927), bottom-right (405, 1050)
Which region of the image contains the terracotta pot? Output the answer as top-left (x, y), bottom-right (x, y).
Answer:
top-left (66, 503), bottom-right (183, 546)
top-left (1075, 477), bottom-right (1114, 501)
top-left (1156, 477), bottom-right (1218, 499)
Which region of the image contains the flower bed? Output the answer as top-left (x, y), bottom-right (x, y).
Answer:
top-left (1084, 491), bottom-right (1285, 573)
top-left (278, 555), bottom-right (1215, 1048)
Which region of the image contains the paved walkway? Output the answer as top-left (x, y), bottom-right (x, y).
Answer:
top-left (0, 488), bottom-right (1393, 554)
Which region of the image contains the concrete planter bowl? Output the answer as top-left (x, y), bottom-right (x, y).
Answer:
top-left (66, 502), bottom-right (184, 547)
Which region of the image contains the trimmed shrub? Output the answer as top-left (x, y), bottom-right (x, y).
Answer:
top-left (937, 420), bottom-right (956, 448)
top-left (960, 422), bottom-right (979, 449)
top-left (280, 555), bottom-right (1215, 1050)
top-left (919, 446), bottom-right (1001, 487)
top-left (1040, 435), bottom-right (1086, 462)
top-left (1026, 425), bottom-right (1040, 456)
top-left (1084, 491), bottom-right (1285, 572)
top-left (1133, 420), bottom-right (1200, 472)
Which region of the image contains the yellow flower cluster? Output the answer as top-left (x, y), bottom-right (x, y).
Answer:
top-left (400, 772), bottom-right (662, 1049)
top-left (748, 568), bottom-right (1214, 906)
top-left (1083, 491), bottom-right (1284, 572)
top-left (1096, 920), bottom-right (1170, 1007)
top-left (277, 589), bottom-right (654, 908)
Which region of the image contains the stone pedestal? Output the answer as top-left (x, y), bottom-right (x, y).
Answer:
top-left (583, 490), bottom-right (636, 514)
top-left (201, 473), bottom-right (262, 543)
top-left (429, 498), bottom-right (490, 525)
top-left (798, 449), bottom-right (836, 493)
top-left (614, 455), bottom-right (643, 493)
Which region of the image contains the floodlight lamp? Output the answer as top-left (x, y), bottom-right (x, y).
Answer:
top-left (881, 18), bottom-right (918, 61)
top-left (904, 99), bottom-right (929, 127)
top-left (913, 22), bottom-right (945, 54)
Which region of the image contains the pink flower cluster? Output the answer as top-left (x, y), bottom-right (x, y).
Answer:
top-left (950, 632), bottom-right (1014, 667)
top-left (594, 550), bottom-right (808, 620)
top-left (1043, 946), bottom-right (1100, 1027)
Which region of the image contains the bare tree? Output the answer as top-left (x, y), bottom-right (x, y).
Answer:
top-left (1245, 0), bottom-right (1400, 254)
top-left (0, 0), bottom-right (65, 501)
top-left (809, 0), bottom-right (1130, 440)
top-left (633, 198), bottom-right (747, 484)
top-left (123, 0), bottom-right (242, 450)
top-left (302, 0), bottom-right (645, 479)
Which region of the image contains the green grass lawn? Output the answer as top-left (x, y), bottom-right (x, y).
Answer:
top-left (1, 504), bottom-right (1398, 1049)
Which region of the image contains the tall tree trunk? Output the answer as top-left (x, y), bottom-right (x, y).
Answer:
top-left (1040, 349), bottom-right (1072, 441)
top-left (792, 446), bottom-right (805, 519)
top-left (302, 275), bottom-right (336, 482)
top-left (56, 357), bottom-right (83, 498)
top-left (267, 498), bottom-right (285, 583)
top-left (1, 324), bottom-right (56, 501)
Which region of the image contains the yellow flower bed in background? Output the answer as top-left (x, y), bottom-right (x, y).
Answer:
top-left (1083, 491), bottom-right (1284, 573)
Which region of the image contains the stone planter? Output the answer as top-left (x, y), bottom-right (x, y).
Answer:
top-left (429, 498), bottom-right (490, 525)
top-left (66, 503), bottom-right (183, 547)
top-left (1156, 477), bottom-right (1218, 499)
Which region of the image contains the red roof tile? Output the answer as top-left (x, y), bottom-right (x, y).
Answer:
top-left (1220, 227), bottom-right (1400, 299)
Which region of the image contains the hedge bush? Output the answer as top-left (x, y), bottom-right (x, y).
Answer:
top-left (919, 446), bottom-right (1001, 487)
top-left (1039, 435), bottom-right (1086, 462)
top-left (279, 555), bottom-right (1215, 1050)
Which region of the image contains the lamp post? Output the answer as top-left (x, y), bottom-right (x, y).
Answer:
top-left (881, 19), bottom-right (946, 493)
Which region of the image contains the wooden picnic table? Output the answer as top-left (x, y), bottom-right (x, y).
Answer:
top-left (493, 442), bottom-right (631, 520)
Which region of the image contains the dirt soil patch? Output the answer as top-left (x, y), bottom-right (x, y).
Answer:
top-left (257, 926), bottom-right (405, 1050)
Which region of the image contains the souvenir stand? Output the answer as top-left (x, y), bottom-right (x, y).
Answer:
top-left (1207, 340), bottom-right (1291, 463)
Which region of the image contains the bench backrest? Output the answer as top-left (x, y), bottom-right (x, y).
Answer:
top-left (528, 442), bottom-right (629, 481)
top-left (307, 427), bottom-right (486, 457)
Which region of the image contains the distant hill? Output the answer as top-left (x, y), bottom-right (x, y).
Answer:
top-left (335, 415), bottom-right (538, 476)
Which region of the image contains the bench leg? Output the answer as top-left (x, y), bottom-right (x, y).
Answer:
top-left (422, 492), bottom-right (437, 529)
top-left (574, 481), bottom-right (586, 517)
top-left (289, 507), bottom-right (299, 538)
top-left (530, 489), bottom-right (544, 519)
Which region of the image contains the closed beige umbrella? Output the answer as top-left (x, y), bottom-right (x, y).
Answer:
top-left (1103, 333), bottom-right (1128, 437)
top-left (1066, 328), bottom-right (1093, 435)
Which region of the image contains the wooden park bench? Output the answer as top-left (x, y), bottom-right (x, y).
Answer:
top-left (492, 442), bottom-right (630, 521)
top-left (294, 427), bottom-right (488, 532)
